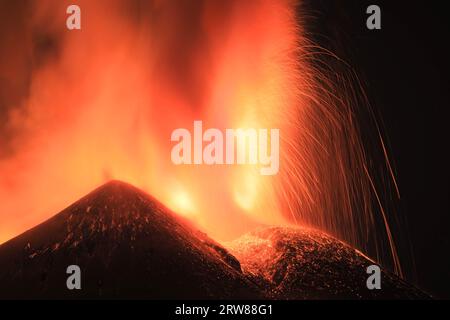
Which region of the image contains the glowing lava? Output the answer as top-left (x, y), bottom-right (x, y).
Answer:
top-left (0, 0), bottom-right (401, 275)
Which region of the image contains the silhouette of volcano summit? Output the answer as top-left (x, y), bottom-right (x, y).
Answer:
top-left (0, 181), bottom-right (428, 299)
top-left (0, 181), bottom-right (259, 299)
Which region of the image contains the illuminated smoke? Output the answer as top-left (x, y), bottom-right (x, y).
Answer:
top-left (0, 0), bottom-right (401, 275)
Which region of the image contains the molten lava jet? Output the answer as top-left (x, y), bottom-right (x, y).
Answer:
top-left (0, 0), bottom-right (401, 276)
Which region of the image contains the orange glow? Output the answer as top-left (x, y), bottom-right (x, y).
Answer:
top-left (169, 187), bottom-right (196, 217)
top-left (0, 0), bottom-right (401, 275)
top-left (0, 0), bottom-right (298, 242)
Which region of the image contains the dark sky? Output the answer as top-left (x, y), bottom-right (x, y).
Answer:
top-left (305, 0), bottom-right (450, 298)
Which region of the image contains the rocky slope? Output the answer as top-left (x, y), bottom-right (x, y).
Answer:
top-left (0, 181), bottom-right (428, 299)
top-left (227, 227), bottom-right (429, 299)
top-left (0, 181), bottom-right (259, 299)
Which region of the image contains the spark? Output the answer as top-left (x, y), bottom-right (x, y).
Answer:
top-left (0, 0), bottom-right (403, 276)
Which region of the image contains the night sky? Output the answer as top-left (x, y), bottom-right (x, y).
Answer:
top-left (306, 0), bottom-right (450, 298)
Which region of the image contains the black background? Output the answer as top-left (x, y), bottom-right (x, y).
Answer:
top-left (305, 0), bottom-right (450, 298)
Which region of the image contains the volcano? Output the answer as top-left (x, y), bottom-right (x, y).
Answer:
top-left (0, 181), bottom-right (259, 299)
top-left (228, 227), bottom-right (429, 299)
top-left (0, 181), bottom-right (428, 299)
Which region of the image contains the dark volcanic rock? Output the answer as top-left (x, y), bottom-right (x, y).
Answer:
top-left (0, 181), bottom-right (429, 300)
top-left (0, 181), bottom-right (259, 299)
top-left (227, 227), bottom-right (429, 299)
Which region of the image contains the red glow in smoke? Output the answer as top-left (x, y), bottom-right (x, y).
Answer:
top-left (0, 0), bottom-right (401, 275)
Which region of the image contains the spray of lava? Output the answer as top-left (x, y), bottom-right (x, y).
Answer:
top-left (0, 0), bottom-right (402, 275)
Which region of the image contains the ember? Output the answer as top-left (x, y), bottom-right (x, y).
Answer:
top-left (0, 0), bottom-right (401, 275)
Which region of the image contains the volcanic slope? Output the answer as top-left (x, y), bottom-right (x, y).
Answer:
top-left (227, 227), bottom-right (430, 299)
top-left (0, 181), bottom-right (259, 299)
top-left (0, 181), bottom-right (429, 299)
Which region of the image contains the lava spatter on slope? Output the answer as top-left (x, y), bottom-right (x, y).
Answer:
top-left (0, 181), bottom-right (259, 299)
top-left (0, 181), bottom-right (428, 299)
top-left (227, 227), bottom-right (429, 299)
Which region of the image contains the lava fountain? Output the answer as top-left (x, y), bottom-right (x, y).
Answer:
top-left (0, 0), bottom-right (401, 275)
